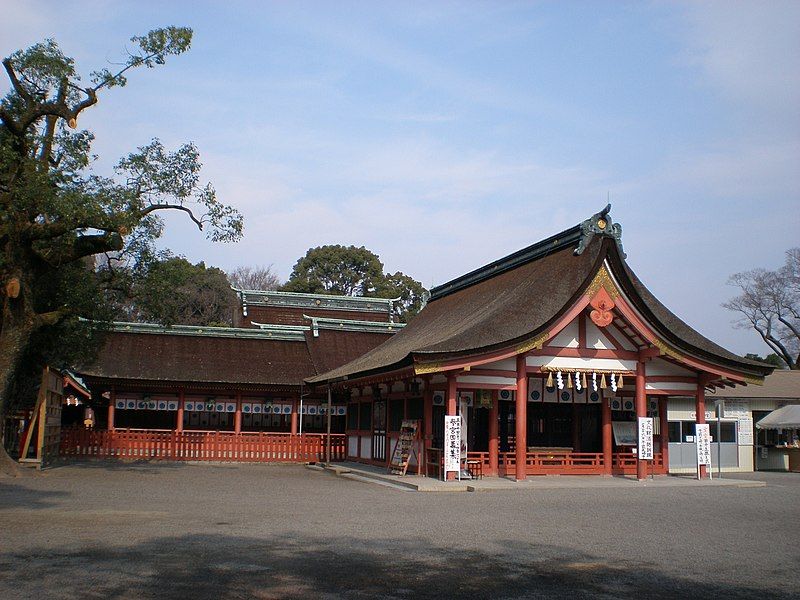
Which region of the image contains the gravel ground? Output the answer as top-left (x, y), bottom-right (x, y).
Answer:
top-left (0, 462), bottom-right (798, 599)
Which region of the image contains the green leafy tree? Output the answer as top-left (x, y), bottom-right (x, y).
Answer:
top-left (282, 245), bottom-right (384, 296)
top-left (375, 271), bottom-right (427, 323)
top-left (282, 245), bottom-right (426, 321)
top-left (0, 28), bottom-right (243, 469)
top-left (130, 255), bottom-right (236, 326)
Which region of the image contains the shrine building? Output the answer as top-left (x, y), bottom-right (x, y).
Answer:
top-left (307, 206), bottom-right (774, 480)
top-left (59, 291), bottom-right (402, 461)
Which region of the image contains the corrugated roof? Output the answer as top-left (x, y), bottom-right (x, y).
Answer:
top-left (710, 371), bottom-right (800, 400)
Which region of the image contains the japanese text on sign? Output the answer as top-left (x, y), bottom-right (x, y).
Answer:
top-left (638, 417), bottom-right (654, 460)
top-left (444, 416), bottom-right (461, 475)
top-left (695, 424), bottom-right (711, 466)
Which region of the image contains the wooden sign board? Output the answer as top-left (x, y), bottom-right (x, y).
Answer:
top-left (20, 367), bottom-right (64, 467)
top-left (637, 417), bottom-right (654, 460)
top-left (388, 419), bottom-right (420, 476)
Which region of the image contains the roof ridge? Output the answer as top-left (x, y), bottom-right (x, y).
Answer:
top-left (429, 205), bottom-right (623, 301)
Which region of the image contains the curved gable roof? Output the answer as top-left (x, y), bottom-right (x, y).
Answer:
top-left (308, 211), bottom-right (773, 385)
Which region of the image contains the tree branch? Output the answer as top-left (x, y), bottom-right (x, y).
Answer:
top-left (139, 203), bottom-right (204, 230)
top-left (34, 232), bottom-right (123, 266)
top-left (2, 58), bottom-right (32, 103)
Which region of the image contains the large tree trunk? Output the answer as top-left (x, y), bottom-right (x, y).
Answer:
top-left (0, 325), bottom-right (31, 477)
top-left (0, 274), bottom-right (37, 477)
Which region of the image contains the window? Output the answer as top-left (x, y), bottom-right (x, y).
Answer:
top-left (347, 403), bottom-right (359, 430)
top-left (389, 398), bottom-right (404, 432)
top-left (682, 421), bottom-right (697, 442)
top-left (668, 421), bottom-right (682, 443)
top-left (358, 402), bottom-right (371, 430)
top-left (407, 398), bottom-right (423, 421)
top-left (717, 421), bottom-right (736, 443)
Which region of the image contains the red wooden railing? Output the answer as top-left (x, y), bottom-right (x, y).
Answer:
top-left (60, 428), bottom-right (346, 463)
top-left (424, 449), bottom-right (667, 477)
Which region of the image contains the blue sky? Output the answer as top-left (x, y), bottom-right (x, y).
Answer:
top-left (2, 1), bottom-right (799, 356)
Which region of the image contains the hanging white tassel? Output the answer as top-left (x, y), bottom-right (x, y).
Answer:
top-left (575, 372), bottom-right (582, 391)
top-left (610, 373), bottom-right (618, 393)
top-left (556, 370), bottom-right (564, 390)
top-left (592, 372), bottom-right (598, 392)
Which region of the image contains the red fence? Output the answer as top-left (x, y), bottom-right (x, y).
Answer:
top-left (452, 450), bottom-right (667, 477)
top-left (60, 428), bottom-right (346, 463)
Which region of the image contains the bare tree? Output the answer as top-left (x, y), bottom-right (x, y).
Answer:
top-left (228, 265), bottom-right (281, 291)
top-left (724, 247), bottom-right (800, 369)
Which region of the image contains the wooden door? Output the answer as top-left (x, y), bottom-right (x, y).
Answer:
top-left (372, 400), bottom-right (386, 461)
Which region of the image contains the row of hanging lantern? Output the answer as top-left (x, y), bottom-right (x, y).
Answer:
top-left (544, 369), bottom-right (626, 392)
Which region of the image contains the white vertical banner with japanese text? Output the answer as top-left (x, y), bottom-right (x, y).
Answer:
top-left (444, 415), bottom-right (461, 476)
top-left (695, 424), bottom-right (712, 466)
top-left (637, 417), bottom-right (654, 460)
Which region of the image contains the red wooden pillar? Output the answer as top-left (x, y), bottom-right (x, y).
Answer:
top-left (696, 380), bottom-right (707, 479)
top-left (290, 398), bottom-right (298, 435)
top-left (659, 396), bottom-right (669, 473)
top-left (635, 360), bottom-right (647, 481)
top-left (446, 373), bottom-right (457, 481)
top-left (176, 388), bottom-right (185, 433)
top-left (602, 394), bottom-right (612, 474)
top-left (423, 378), bottom-right (433, 451)
top-left (515, 354), bottom-right (528, 481)
top-left (108, 388), bottom-right (116, 432)
top-left (234, 392), bottom-right (242, 434)
top-left (488, 389), bottom-right (499, 476)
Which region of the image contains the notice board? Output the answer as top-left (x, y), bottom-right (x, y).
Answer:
top-left (388, 420), bottom-right (420, 476)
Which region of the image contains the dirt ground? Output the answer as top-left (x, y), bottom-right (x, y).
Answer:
top-left (0, 462), bottom-right (798, 599)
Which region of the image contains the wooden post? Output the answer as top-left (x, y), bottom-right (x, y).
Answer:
top-left (488, 389), bottom-right (499, 476)
top-left (602, 393), bottom-right (612, 475)
top-left (423, 377), bottom-right (433, 451)
top-left (290, 398), bottom-right (298, 435)
top-left (108, 388), bottom-right (116, 432)
top-left (326, 386), bottom-right (332, 464)
top-left (234, 392), bottom-right (242, 434)
top-left (659, 396), bottom-right (669, 473)
top-left (635, 360), bottom-right (647, 481)
top-left (696, 379), bottom-right (707, 479)
top-left (176, 389), bottom-right (184, 433)
top-left (446, 373), bottom-right (457, 481)
top-left (515, 354), bottom-right (528, 481)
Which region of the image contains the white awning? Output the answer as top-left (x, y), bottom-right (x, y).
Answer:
top-left (755, 405), bottom-right (800, 430)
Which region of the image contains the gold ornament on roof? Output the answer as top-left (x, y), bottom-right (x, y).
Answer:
top-left (584, 266), bottom-right (620, 300)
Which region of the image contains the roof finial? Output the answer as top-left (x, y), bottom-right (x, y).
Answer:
top-left (574, 204), bottom-right (626, 258)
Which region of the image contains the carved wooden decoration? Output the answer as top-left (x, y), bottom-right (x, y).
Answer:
top-left (589, 287), bottom-right (615, 327)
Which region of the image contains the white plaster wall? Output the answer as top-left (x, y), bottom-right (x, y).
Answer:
top-left (586, 320), bottom-right (615, 350)
top-left (526, 355), bottom-right (636, 372)
top-left (606, 324), bottom-right (636, 351)
top-left (457, 375), bottom-right (515, 387)
top-left (549, 318), bottom-right (579, 348)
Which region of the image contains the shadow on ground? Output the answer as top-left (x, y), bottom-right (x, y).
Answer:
top-left (0, 483), bottom-right (70, 510)
top-left (0, 533), bottom-right (783, 599)
top-left (47, 458), bottom-right (191, 474)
